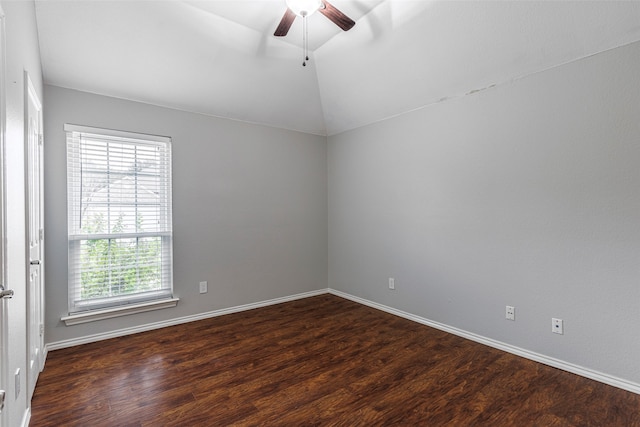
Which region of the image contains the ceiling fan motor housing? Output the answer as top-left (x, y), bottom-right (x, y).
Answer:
top-left (286, 0), bottom-right (323, 17)
top-left (274, 0), bottom-right (355, 38)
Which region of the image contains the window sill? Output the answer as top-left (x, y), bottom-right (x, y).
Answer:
top-left (61, 297), bottom-right (180, 326)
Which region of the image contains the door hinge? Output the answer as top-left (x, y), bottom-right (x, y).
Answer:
top-left (39, 228), bottom-right (44, 241)
top-left (40, 324), bottom-right (44, 336)
top-left (38, 134), bottom-right (43, 146)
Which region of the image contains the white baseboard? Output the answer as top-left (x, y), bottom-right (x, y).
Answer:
top-left (20, 407), bottom-right (31, 427)
top-left (44, 287), bottom-right (640, 395)
top-left (328, 289), bottom-right (640, 395)
top-left (45, 289), bottom-right (328, 352)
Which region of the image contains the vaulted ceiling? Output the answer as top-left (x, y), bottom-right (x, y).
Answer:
top-left (34, 0), bottom-right (640, 136)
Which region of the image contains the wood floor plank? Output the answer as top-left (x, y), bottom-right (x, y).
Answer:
top-left (30, 295), bottom-right (640, 426)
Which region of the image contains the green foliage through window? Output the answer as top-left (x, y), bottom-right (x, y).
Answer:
top-left (79, 213), bottom-right (162, 300)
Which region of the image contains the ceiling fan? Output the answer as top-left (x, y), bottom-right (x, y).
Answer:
top-left (274, 0), bottom-right (356, 37)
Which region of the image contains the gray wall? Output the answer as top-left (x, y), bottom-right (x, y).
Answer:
top-left (44, 85), bottom-right (327, 344)
top-left (328, 41), bottom-right (640, 385)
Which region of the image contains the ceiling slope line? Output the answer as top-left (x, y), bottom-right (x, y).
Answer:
top-left (324, 38), bottom-right (640, 137)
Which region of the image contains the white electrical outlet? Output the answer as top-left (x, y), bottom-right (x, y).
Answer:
top-left (388, 278), bottom-right (395, 290)
top-left (552, 318), bottom-right (563, 334)
top-left (506, 305), bottom-right (515, 321)
top-left (199, 281), bottom-right (208, 294)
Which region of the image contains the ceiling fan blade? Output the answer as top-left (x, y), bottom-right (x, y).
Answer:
top-left (274, 8), bottom-right (296, 37)
top-left (320, 0), bottom-right (355, 31)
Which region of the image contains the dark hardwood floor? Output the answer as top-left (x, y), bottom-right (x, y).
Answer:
top-left (31, 294), bottom-right (640, 426)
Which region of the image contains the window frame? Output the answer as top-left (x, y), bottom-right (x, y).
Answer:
top-left (64, 124), bottom-right (176, 321)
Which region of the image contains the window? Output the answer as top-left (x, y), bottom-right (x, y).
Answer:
top-left (65, 124), bottom-right (174, 316)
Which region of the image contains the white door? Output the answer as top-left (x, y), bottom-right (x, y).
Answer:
top-left (25, 73), bottom-right (43, 403)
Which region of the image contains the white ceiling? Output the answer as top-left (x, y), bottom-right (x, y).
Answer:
top-left (34, 0), bottom-right (640, 136)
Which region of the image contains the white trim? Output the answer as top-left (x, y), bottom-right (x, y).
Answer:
top-left (63, 123), bottom-right (170, 143)
top-left (25, 70), bottom-right (45, 405)
top-left (61, 297), bottom-right (180, 326)
top-left (48, 289), bottom-right (328, 350)
top-left (0, 7), bottom-right (7, 427)
top-left (69, 231), bottom-right (172, 241)
top-left (328, 289), bottom-right (640, 395)
top-left (20, 407), bottom-right (31, 427)
top-left (42, 345), bottom-right (48, 367)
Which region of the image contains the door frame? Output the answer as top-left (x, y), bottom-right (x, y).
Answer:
top-left (0, 5), bottom-right (8, 427)
top-left (24, 71), bottom-right (44, 404)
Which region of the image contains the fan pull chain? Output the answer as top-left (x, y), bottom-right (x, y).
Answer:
top-left (302, 13), bottom-right (308, 66)
top-left (305, 14), bottom-right (309, 62)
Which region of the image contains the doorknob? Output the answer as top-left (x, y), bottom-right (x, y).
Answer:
top-left (0, 283), bottom-right (14, 299)
top-left (30, 259), bottom-right (40, 265)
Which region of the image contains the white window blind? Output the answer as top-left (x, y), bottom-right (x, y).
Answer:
top-left (66, 124), bottom-right (173, 313)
